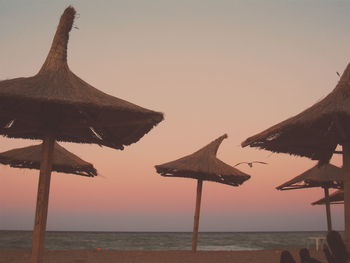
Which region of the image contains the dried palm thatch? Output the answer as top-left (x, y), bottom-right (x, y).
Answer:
top-left (0, 6), bottom-right (163, 263)
top-left (276, 164), bottom-right (343, 190)
top-left (155, 134), bottom-right (251, 186)
top-left (241, 61), bottom-right (350, 239)
top-left (0, 143), bottom-right (97, 177)
top-left (312, 190), bottom-right (344, 205)
top-left (155, 134), bottom-right (251, 252)
top-left (0, 6), bottom-right (163, 149)
top-left (276, 163), bottom-right (343, 232)
top-left (241, 64), bottom-right (350, 164)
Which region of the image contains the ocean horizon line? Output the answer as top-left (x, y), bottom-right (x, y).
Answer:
top-left (0, 229), bottom-right (340, 233)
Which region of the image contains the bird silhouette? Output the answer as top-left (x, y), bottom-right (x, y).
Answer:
top-left (337, 71), bottom-right (341, 77)
top-left (234, 161), bottom-right (267, 168)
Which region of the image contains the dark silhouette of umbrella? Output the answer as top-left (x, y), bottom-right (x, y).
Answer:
top-left (276, 163), bottom-right (343, 231)
top-left (155, 134), bottom-right (251, 251)
top-left (0, 143), bottom-right (97, 177)
top-left (241, 62), bottom-right (350, 242)
top-left (0, 7), bottom-right (163, 263)
top-left (312, 190), bottom-right (344, 205)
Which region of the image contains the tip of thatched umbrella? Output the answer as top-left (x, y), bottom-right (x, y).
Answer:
top-left (40, 6), bottom-right (76, 73)
top-left (192, 133), bottom-right (228, 158)
top-left (0, 142), bottom-right (97, 177)
top-left (155, 134), bottom-right (251, 187)
top-left (337, 63), bottom-right (350, 88)
top-left (312, 190), bottom-right (344, 205)
top-left (276, 163), bottom-right (343, 190)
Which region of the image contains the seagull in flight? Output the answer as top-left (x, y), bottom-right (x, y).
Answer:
top-left (234, 161), bottom-right (268, 168)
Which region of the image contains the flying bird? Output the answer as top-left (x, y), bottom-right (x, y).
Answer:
top-left (234, 161), bottom-right (268, 168)
top-left (337, 71), bottom-right (341, 77)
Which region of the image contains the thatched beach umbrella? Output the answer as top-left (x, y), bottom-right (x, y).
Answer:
top-left (312, 190), bottom-right (344, 206)
top-left (155, 134), bottom-right (251, 251)
top-left (0, 7), bottom-right (163, 263)
top-left (241, 62), bottom-right (350, 243)
top-left (276, 163), bottom-right (343, 231)
top-left (0, 142), bottom-right (97, 177)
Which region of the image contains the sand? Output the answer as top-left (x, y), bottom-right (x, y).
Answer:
top-left (0, 249), bottom-right (326, 263)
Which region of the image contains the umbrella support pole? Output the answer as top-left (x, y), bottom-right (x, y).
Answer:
top-left (343, 143), bottom-right (350, 246)
top-left (323, 187), bottom-right (332, 232)
top-left (192, 179), bottom-right (203, 252)
top-left (31, 135), bottom-right (55, 263)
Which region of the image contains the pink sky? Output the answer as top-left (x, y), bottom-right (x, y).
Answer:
top-left (0, 0), bottom-right (349, 231)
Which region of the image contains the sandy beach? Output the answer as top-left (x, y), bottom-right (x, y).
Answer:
top-left (0, 249), bottom-right (326, 263)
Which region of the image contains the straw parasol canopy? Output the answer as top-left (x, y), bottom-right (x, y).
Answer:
top-left (241, 61), bottom-right (350, 243)
top-left (0, 6), bottom-right (163, 150)
top-left (155, 134), bottom-right (251, 251)
top-left (0, 142), bottom-right (97, 177)
top-left (0, 6), bottom-right (163, 263)
top-left (276, 164), bottom-right (343, 190)
top-left (155, 134), bottom-right (250, 186)
top-left (241, 63), bottom-right (350, 164)
top-left (276, 163), bottom-right (343, 231)
top-left (312, 190), bottom-right (344, 205)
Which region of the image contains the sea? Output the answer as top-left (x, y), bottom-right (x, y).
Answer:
top-left (0, 231), bottom-right (333, 251)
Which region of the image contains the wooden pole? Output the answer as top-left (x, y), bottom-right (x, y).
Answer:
top-left (192, 179), bottom-right (203, 252)
top-left (323, 187), bottom-right (332, 232)
top-left (31, 135), bottom-right (55, 263)
top-left (343, 143), bottom-right (350, 246)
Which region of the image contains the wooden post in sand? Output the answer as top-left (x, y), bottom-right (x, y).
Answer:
top-left (323, 187), bottom-right (332, 232)
top-left (31, 135), bottom-right (55, 263)
top-left (343, 143), bottom-right (350, 246)
top-left (192, 179), bottom-right (203, 252)
top-left (155, 135), bottom-right (250, 251)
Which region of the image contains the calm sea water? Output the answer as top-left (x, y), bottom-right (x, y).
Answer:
top-left (0, 231), bottom-right (331, 251)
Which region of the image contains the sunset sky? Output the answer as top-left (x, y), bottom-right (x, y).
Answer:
top-left (1, 0), bottom-right (350, 232)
